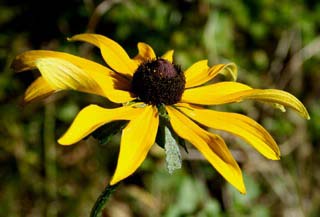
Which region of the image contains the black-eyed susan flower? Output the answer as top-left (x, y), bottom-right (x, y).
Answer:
top-left (12, 34), bottom-right (310, 194)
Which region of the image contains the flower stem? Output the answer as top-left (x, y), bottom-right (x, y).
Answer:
top-left (90, 183), bottom-right (119, 217)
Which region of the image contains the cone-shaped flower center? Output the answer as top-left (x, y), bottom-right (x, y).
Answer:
top-left (131, 58), bottom-right (185, 105)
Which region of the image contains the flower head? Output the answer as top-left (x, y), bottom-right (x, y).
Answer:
top-left (12, 33), bottom-right (310, 194)
top-left (131, 58), bottom-right (185, 105)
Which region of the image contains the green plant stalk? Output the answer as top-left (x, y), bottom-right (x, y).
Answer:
top-left (44, 103), bottom-right (57, 217)
top-left (90, 183), bottom-right (119, 217)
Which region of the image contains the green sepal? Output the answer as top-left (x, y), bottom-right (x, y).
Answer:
top-left (91, 121), bottom-right (128, 145)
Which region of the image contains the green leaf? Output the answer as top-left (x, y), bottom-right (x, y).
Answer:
top-left (91, 121), bottom-right (128, 145)
top-left (164, 126), bottom-right (182, 174)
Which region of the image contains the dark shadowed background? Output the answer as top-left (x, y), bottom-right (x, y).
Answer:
top-left (1, 0), bottom-right (320, 216)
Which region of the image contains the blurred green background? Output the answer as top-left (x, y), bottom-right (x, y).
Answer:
top-left (1, 0), bottom-right (320, 216)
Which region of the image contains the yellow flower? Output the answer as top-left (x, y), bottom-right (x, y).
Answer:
top-left (12, 33), bottom-right (310, 194)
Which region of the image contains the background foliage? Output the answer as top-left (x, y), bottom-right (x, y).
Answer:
top-left (1, 0), bottom-right (320, 216)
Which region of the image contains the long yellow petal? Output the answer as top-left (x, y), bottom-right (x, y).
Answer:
top-left (182, 82), bottom-right (309, 119)
top-left (35, 57), bottom-right (101, 91)
top-left (12, 50), bottom-right (133, 103)
top-left (58, 104), bottom-right (145, 145)
top-left (12, 50), bottom-right (118, 78)
top-left (24, 77), bottom-right (55, 102)
top-left (161, 50), bottom-right (174, 63)
top-left (176, 103), bottom-right (280, 160)
top-left (166, 106), bottom-right (246, 194)
top-left (110, 105), bottom-right (159, 185)
top-left (234, 89), bottom-right (310, 119)
top-left (185, 62), bottom-right (237, 88)
top-left (12, 50), bottom-right (131, 89)
top-left (182, 81), bottom-right (252, 104)
top-left (69, 33), bottom-right (138, 77)
top-left (35, 57), bottom-right (134, 103)
top-left (133, 42), bottom-right (156, 64)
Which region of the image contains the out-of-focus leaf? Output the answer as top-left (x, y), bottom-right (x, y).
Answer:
top-left (56, 101), bottom-right (80, 122)
top-left (204, 11), bottom-right (234, 60)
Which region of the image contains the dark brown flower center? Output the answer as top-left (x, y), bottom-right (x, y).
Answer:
top-left (131, 58), bottom-right (185, 105)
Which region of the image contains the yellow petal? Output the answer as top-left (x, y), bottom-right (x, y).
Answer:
top-left (12, 50), bottom-right (118, 78)
top-left (35, 57), bottom-right (101, 91)
top-left (176, 103), bottom-right (280, 160)
top-left (182, 81), bottom-right (252, 104)
top-left (184, 60), bottom-right (209, 88)
top-left (35, 57), bottom-right (134, 103)
top-left (166, 106), bottom-right (246, 194)
top-left (58, 104), bottom-right (145, 145)
top-left (24, 77), bottom-right (55, 102)
top-left (235, 89), bottom-right (310, 119)
top-left (185, 62), bottom-right (237, 88)
top-left (182, 82), bottom-right (309, 119)
top-left (133, 42), bottom-right (156, 64)
top-left (12, 50), bottom-right (133, 103)
top-left (88, 69), bottom-right (133, 103)
top-left (161, 50), bottom-right (174, 63)
top-left (69, 33), bottom-right (138, 76)
top-left (110, 105), bottom-right (159, 185)
top-left (218, 62), bottom-right (238, 81)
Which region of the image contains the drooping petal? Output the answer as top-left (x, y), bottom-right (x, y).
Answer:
top-left (176, 103), bottom-right (280, 160)
top-left (166, 106), bottom-right (246, 194)
top-left (218, 63), bottom-right (238, 81)
top-left (35, 57), bottom-right (101, 91)
top-left (181, 82), bottom-right (310, 119)
top-left (133, 42), bottom-right (156, 64)
top-left (236, 89), bottom-right (310, 119)
top-left (24, 77), bottom-right (55, 102)
top-left (185, 62), bottom-right (237, 88)
top-left (110, 105), bottom-right (159, 185)
top-left (12, 50), bottom-right (119, 78)
top-left (12, 50), bottom-right (133, 103)
top-left (161, 50), bottom-right (174, 63)
top-left (69, 33), bottom-right (138, 76)
top-left (58, 104), bottom-right (145, 145)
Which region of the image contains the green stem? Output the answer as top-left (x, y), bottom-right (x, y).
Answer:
top-left (44, 103), bottom-right (57, 217)
top-left (90, 183), bottom-right (119, 217)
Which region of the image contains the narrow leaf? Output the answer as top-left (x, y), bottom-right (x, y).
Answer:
top-left (164, 126), bottom-right (182, 174)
